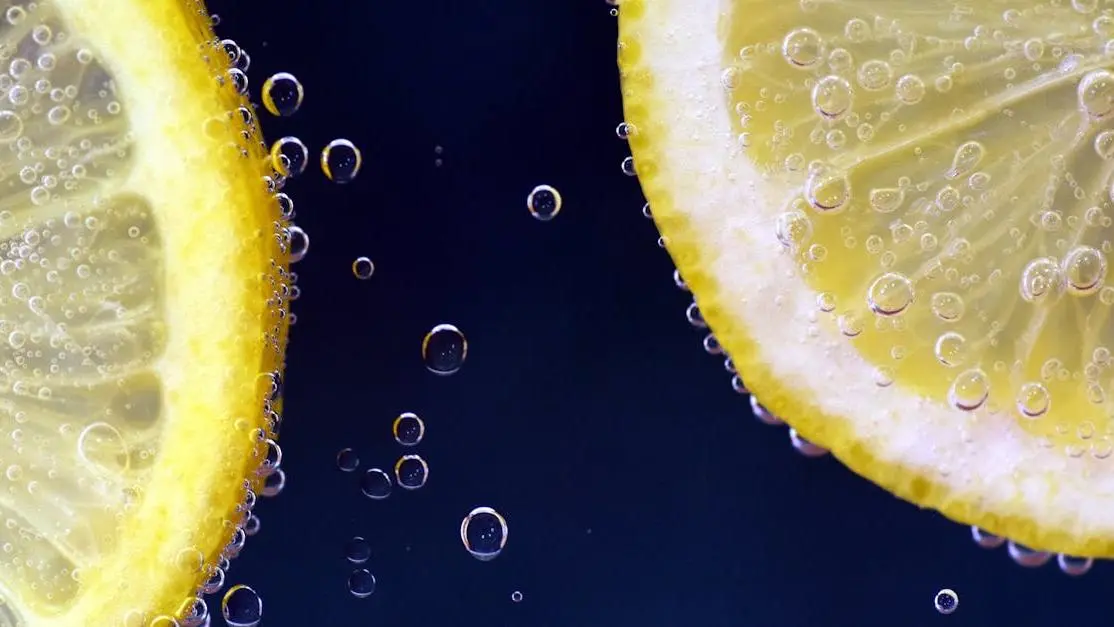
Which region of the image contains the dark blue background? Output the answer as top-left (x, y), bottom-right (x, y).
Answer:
top-left (209, 1), bottom-right (1110, 625)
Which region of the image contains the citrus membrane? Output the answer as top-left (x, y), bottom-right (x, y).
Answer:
top-left (0, 0), bottom-right (289, 624)
top-left (619, 0), bottom-right (1114, 556)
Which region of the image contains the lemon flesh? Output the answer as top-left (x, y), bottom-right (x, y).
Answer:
top-left (620, 0), bottom-right (1114, 557)
top-left (0, 0), bottom-right (288, 624)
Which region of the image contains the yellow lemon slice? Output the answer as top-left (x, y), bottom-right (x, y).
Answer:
top-left (0, 0), bottom-right (287, 624)
top-left (620, 0), bottom-right (1114, 557)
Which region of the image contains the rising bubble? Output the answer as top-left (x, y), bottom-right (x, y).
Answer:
top-left (321, 139), bottom-right (362, 183)
top-left (422, 323), bottom-right (468, 375)
top-left (270, 136), bottom-right (309, 178)
top-left (261, 72), bottom-right (304, 117)
top-left (460, 506), bottom-right (509, 561)
top-left (345, 536), bottom-right (371, 564)
top-left (527, 185), bottom-right (563, 221)
top-left (934, 589), bottom-right (958, 615)
top-left (348, 569), bottom-right (377, 598)
top-left (393, 412), bottom-right (425, 446)
top-left (360, 468), bottom-right (392, 500)
top-left (352, 256), bottom-right (375, 280)
top-left (221, 585), bottom-right (262, 627)
top-left (336, 448), bottom-right (360, 472)
top-left (394, 454), bottom-right (429, 490)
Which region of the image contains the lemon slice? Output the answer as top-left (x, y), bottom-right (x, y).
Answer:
top-left (0, 0), bottom-right (288, 624)
top-left (620, 0), bottom-right (1114, 557)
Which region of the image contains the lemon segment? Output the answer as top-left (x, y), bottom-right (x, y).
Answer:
top-left (620, 0), bottom-right (1114, 556)
top-left (0, 0), bottom-right (287, 624)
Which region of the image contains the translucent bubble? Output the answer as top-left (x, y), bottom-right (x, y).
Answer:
top-left (1008, 541), bottom-right (1051, 567)
top-left (805, 169), bottom-right (851, 212)
top-left (933, 589), bottom-right (958, 615)
top-left (1063, 246), bottom-right (1107, 294)
top-left (946, 141), bottom-right (985, 179)
top-left (320, 137), bottom-right (364, 184)
top-left (460, 506), bottom-right (509, 561)
top-left (394, 454), bottom-right (429, 490)
top-left (1016, 382), bottom-right (1050, 418)
top-left (934, 332), bottom-right (968, 367)
top-left (527, 184), bottom-right (563, 221)
top-left (930, 292), bottom-right (964, 321)
top-left (1057, 554), bottom-right (1093, 576)
top-left (288, 225), bottom-right (309, 263)
top-left (347, 569), bottom-right (377, 598)
top-left (868, 187), bottom-right (903, 213)
top-left (789, 428), bottom-right (828, 457)
top-left (1096, 130), bottom-right (1114, 158)
top-left (970, 526), bottom-right (1005, 549)
top-left (1020, 257), bottom-right (1064, 303)
top-left (345, 536), bottom-right (371, 564)
top-left (360, 468), bottom-right (392, 500)
top-left (950, 369), bottom-right (988, 411)
top-left (261, 468), bottom-right (285, 497)
top-left (1078, 70), bottom-right (1114, 118)
top-left (422, 323), bottom-right (468, 375)
top-left (352, 256), bottom-right (375, 280)
top-left (202, 566), bottom-right (225, 595)
top-left (221, 585), bottom-right (262, 627)
top-left (867, 272), bottom-right (914, 316)
top-left (270, 136), bottom-right (309, 178)
top-left (615, 122), bottom-right (634, 139)
top-left (393, 412), bottom-right (425, 446)
top-left (511, 590), bottom-right (524, 603)
top-left (261, 72), bottom-right (304, 117)
top-left (782, 28), bottom-right (823, 68)
top-left (774, 210), bottom-right (812, 248)
top-left (811, 75), bottom-right (853, 119)
top-left (750, 396), bottom-right (783, 426)
top-left (336, 447), bottom-right (360, 472)
top-left (621, 156), bottom-right (636, 176)
top-left (856, 59), bottom-right (893, 91)
top-left (244, 515), bottom-right (261, 537)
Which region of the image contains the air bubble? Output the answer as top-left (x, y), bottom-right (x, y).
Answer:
top-left (946, 141), bottom-right (985, 179)
top-left (934, 332), bottom-right (968, 367)
top-left (1058, 554), bottom-right (1093, 576)
top-left (422, 323), bottom-right (467, 375)
top-left (221, 585), bottom-right (262, 627)
top-left (261, 72), bottom-right (304, 117)
top-left (781, 28), bottom-right (824, 68)
top-left (270, 136), bottom-right (309, 178)
top-left (811, 76), bottom-right (853, 119)
top-left (336, 448), bottom-right (360, 472)
top-left (1078, 69), bottom-right (1114, 118)
top-left (868, 187), bottom-right (903, 213)
top-left (345, 536), bottom-right (371, 564)
top-left (949, 369), bottom-right (989, 411)
top-left (1063, 246), bottom-right (1107, 294)
top-left (856, 59), bottom-right (893, 91)
top-left (867, 272), bottom-right (914, 316)
top-left (1020, 257), bottom-right (1064, 303)
top-left (360, 468), bottom-right (392, 500)
top-left (394, 454), bottom-right (429, 489)
top-left (321, 139), bottom-right (362, 183)
top-left (393, 412), bottom-right (425, 446)
top-left (804, 169), bottom-right (850, 212)
top-left (352, 257), bottom-right (374, 280)
top-left (461, 506), bottom-right (509, 561)
top-left (930, 292), bottom-right (964, 321)
top-left (934, 589), bottom-right (958, 615)
top-left (1016, 382), bottom-right (1050, 418)
top-left (774, 210), bottom-right (812, 248)
top-left (527, 185), bottom-right (563, 221)
top-left (348, 569), bottom-right (377, 598)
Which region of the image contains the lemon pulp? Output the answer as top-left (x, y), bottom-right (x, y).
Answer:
top-left (620, 0), bottom-right (1114, 556)
top-left (0, 0), bottom-right (289, 624)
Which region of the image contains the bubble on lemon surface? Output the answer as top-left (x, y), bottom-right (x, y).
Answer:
top-left (221, 585), bottom-right (262, 627)
top-left (345, 537), bottom-right (371, 564)
top-left (934, 332), bottom-right (968, 368)
top-left (392, 412), bottom-right (425, 446)
top-left (781, 27), bottom-right (823, 68)
top-left (1077, 69), bottom-right (1114, 118)
top-left (422, 323), bottom-right (468, 375)
top-left (970, 527), bottom-right (1005, 549)
top-left (810, 75), bottom-right (852, 119)
top-left (1016, 382), bottom-right (1051, 418)
top-left (1062, 246), bottom-right (1107, 295)
top-left (321, 138), bottom-right (362, 183)
top-left (1058, 554), bottom-right (1094, 576)
top-left (460, 506), bottom-right (509, 562)
top-left (288, 225), bottom-right (310, 263)
top-left (261, 72), bottom-right (303, 117)
top-left (336, 448), bottom-right (360, 472)
top-left (1020, 257), bottom-right (1064, 303)
top-left (950, 369), bottom-right (989, 411)
top-left (527, 184), bottom-right (563, 221)
top-left (934, 589), bottom-right (958, 615)
top-left (394, 454), bottom-right (429, 490)
top-left (867, 272), bottom-right (914, 316)
top-left (270, 136), bottom-right (309, 178)
top-left (360, 468), bottom-right (392, 500)
top-left (348, 569), bottom-right (377, 599)
top-left (352, 256), bottom-right (375, 280)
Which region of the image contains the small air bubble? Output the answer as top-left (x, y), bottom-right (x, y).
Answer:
top-left (321, 139), bottom-right (362, 183)
top-left (352, 256), bottom-right (374, 280)
top-left (527, 185), bottom-right (562, 221)
top-left (261, 72), bottom-right (304, 117)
